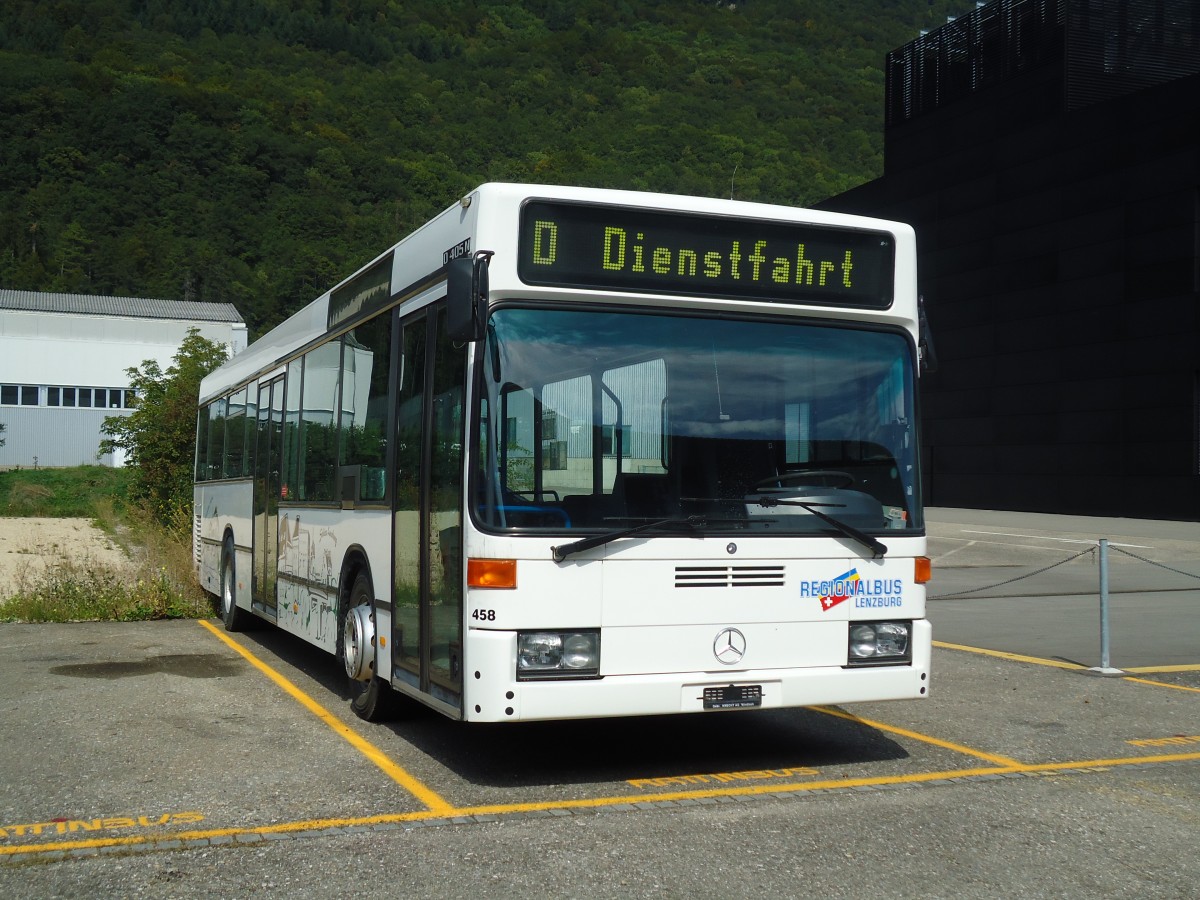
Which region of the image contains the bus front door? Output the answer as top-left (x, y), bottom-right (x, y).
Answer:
top-left (393, 308), bottom-right (466, 716)
top-left (252, 376), bottom-right (283, 617)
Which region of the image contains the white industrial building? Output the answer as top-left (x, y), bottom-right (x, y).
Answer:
top-left (0, 290), bottom-right (247, 468)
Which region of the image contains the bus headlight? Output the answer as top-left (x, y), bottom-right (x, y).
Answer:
top-left (847, 621), bottom-right (911, 666)
top-left (517, 631), bottom-right (600, 679)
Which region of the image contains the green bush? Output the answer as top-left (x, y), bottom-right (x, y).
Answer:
top-left (0, 558), bottom-right (212, 622)
top-left (100, 329), bottom-right (227, 530)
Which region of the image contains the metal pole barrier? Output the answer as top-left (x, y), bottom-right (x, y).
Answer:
top-left (1099, 538), bottom-right (1112, 668)
top-left (1089, 538), bottom-right (1124, 676)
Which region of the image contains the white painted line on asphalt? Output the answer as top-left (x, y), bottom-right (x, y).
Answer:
top-left (960, 530), bottom-right (1152, 549)
top-left (932, 536), bottom-right (1082, 555)
top-left (929, 541), bottom-right (977, 562)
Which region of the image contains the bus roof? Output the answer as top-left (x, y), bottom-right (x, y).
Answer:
top-left (199, 293), bottom-right (328, 404)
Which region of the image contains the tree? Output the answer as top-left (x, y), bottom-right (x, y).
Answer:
top-left (100, 329), bottom-right (228, 527)
top-left (0, 422), bottom-right (6, 447)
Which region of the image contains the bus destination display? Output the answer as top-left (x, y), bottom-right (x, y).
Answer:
top-left (518, 200), bottom-right (895, 308)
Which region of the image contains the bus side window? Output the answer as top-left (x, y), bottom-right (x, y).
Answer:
top-left (223, 387), bottom-right (248, 478)
top-left (395, 315), bottom-right (426, 511)
top-left (300, 342), bottom-right (341, 501)
top-left (207, 396), bottom-right (227, 480)
top-left (338, 310), bottom-right (392, 502)
top-left (195, 402), bottom-right (211, 482)
top-left (282, 358), bottom-right (303, 499)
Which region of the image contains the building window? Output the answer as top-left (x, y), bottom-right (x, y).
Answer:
top-left (39, 386), bottom-right (137, 409)
top-left (600, 424), bottom-right (630, 458)
top-left (1, 384), bottom-right (39, 406)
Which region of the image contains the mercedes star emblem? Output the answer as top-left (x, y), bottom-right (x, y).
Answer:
top-left (713, 627), bottom-right (747, 665)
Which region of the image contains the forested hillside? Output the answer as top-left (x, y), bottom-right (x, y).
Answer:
top-left (1, 0), bottom-right (963, 334)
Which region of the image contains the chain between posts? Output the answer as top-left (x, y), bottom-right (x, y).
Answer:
top-left (1109, 545), bottom-right (1200, 582)
top-left (928, 546), bottom-right (1096, 600)
top-left (929, 539), bottom-right (1200, 675)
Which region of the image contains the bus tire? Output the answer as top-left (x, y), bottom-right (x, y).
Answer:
top-left (342, 570), bottom-right (399, 722)
top-left (219, 540), bottom-right (248, 632)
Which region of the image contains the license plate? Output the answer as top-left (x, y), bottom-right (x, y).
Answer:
top-left (703, 684), bottom-right (763, 710)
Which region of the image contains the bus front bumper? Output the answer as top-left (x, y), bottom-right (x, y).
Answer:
top-left (462, 620), bottom-right (931, 723)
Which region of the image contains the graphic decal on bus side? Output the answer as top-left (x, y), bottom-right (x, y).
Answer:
top-left (801, 568), bottom-right (904, 612)
top-left (277, 514), bottom-right (339, 645)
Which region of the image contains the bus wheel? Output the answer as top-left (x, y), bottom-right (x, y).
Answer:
top-left (220, 541), bottom-right (248, 632)
top-left (342, 571), bottom-right (398, 722)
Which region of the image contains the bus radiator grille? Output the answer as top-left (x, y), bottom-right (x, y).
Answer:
top-left (674, 566), bottom-right (785, 588)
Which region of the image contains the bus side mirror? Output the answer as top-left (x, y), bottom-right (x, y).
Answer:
top-left (918, 295), bottom-right (939, 375)
top-left (447, 251), bottom-right (492, 342)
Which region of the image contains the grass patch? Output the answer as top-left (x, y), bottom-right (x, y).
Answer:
top-left (0, 466), bottom-right (134, 517)
top-left (0, 466), bottom-right (215, 623)
top-left (0, 557), bottom-right (212, 623)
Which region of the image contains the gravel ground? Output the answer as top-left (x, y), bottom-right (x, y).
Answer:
top-left (0, 516), bottom-right (130, 599)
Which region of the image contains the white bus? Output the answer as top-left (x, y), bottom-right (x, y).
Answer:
top-left (194, 183), bottom-right (933, 723)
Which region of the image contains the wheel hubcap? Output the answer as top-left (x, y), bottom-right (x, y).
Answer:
top-left (222, 565), bottom-right (233, 617)
top-left (343, 605), bottom-right (375, 681)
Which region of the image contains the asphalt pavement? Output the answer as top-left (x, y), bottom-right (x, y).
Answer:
top-left (926, 507), bottom-right (1200, 671)
top-left (1, 507), bottom-right (1197, 898)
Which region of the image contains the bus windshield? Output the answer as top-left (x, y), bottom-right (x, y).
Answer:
top-left (475, 307), bottom-right (921, 537)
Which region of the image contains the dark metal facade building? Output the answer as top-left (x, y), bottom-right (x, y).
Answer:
top-left (822, 0), bottom-right (1200, 519)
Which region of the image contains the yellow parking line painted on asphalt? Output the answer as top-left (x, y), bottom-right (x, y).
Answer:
top-left (7, 750), bottom-right (1200, 859)
top-left (197, 620), bottom-right (454, 815)
top-left (0, 765), bottom-right (1024, 858)
top-left (933, 640), bottom-right (1086, 670)
top-left (1030, 751), bottom-right (1200, 771)
top-left (1121, 676), bottom-right (1200, 694)
top-left (811, 705), bottom-right (1028, 768)
top-left (454, 765), bottom-right (1025, 816)
top-left (0, 811), bottom-right (448, 857)
top-left (1128, 735), bottom-right (1200, 748)
top-left (934, 640), bottom-right (1200, 690)
top-left (448, 749), bottom-right (1200, 816)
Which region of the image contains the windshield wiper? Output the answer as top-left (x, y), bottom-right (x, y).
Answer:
top-left (552, 516), bottom-right (710, 562)
top-left (748, 495), bottom-right (888, 559)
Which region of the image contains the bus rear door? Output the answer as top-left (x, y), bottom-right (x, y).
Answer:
top-left (252, 375), bottom-right (284, 617)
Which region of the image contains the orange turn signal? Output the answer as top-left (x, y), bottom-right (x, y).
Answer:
top-left (467, 558), bottom-right (517, 589)
top-left (914, 556), bottom-right (932, 584)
